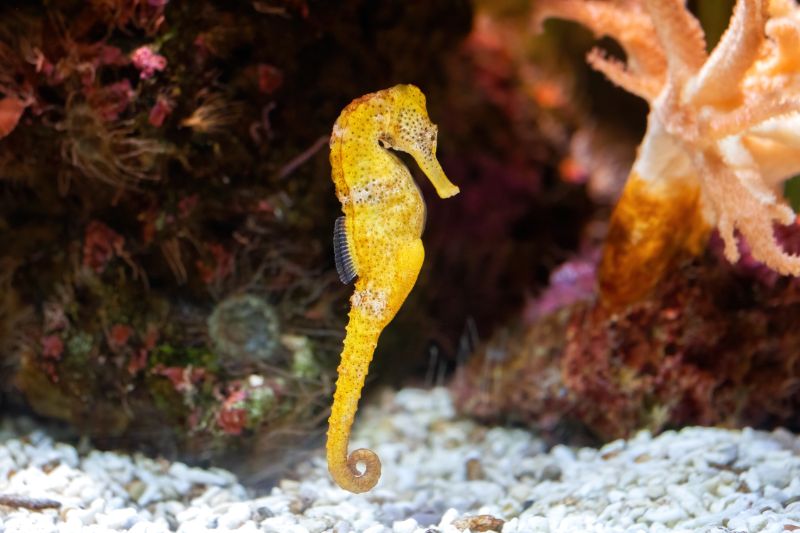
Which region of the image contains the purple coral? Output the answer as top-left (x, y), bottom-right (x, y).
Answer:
top-left (523, 253), bottom-right (598, 322)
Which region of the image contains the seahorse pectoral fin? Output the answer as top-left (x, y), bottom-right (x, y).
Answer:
top-left (414, 153), bottom-right (460, 199)
top-left (333, 216), bottom-right (358, 284)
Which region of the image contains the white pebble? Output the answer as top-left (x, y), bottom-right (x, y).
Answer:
top-left (217, 502), bottom-right (251, 529)
top-left (95, 507), bottom-right (139, 530)
top-left (1, 389), bottom-right (800, 533)
top-left (392, 518), bottom-right (418, 533)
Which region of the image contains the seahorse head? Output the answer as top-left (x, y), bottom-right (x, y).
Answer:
top-left (380, 84), bottom-right (460, 199)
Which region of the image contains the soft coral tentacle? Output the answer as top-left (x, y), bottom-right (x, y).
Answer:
top-left (643, 0), bottom-right (707, 82)
top-left (764, 19), bottom-right (800, 73)
top-left (740, 215), bottom-right (800, 275)
top-left (687, 0), bottom-right (767, 107)
top-left (699, 151), bottom-right (800, 275)
top-left (749, 113), bottom-right (800, 148)
top-left (587, 48), bottom-right (661, 100)
top-left (706, 94), bottom-right (800, 139)
top-left (533, 0), bottom-right (666, 85)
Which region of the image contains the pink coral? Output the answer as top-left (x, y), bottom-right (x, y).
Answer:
top-left (196, 243), bottom-right (234, 284)
top-left (108, 324), bottom-right (133, 349)
top-left (127, 325), bottom-right (158, 375)
top-left (131, 46), bottom-right (167, 79)
top-left (83, 221), bottom-right (125, 273)
top-left (217, 389), bottom-right (248, 435)
top-left (86, 80), bottom-right (134, 121)
top-left (148, 95), bottom-right (172, 127)
top-left (524, 253), bottom-right (598, 322)
top-left (41, 335), bottom-right (64, 360)
top-left (153, 365), bottom-right (207, 393)
top-left (257, 64), bottom-right (283, 94)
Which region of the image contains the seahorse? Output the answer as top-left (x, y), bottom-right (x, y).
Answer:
top-left (327, 84), bottom-right (459, 493)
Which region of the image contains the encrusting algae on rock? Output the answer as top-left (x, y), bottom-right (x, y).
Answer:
top-left (0, 0), bottom-right (473, 475)
top-left (535, 0), bottom-right (800, 308)
top-left (327, 85), bottom-right (459, 493)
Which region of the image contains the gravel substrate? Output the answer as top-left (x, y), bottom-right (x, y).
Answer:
top-left (2, 387), bottom-right (800, 532)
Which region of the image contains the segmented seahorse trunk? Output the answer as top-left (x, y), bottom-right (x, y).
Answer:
top-left (326, 306), bottom-right (383, 493)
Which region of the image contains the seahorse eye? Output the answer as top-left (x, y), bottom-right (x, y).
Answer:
top-left (378, 133), bottom-right (394, 149)
top-left (429, 126), bottom-right (438, 143)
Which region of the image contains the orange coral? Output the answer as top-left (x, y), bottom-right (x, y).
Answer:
top-left (536, 0), bottom-right (800, 307)
top-left (0, 96), bottom-right (28, 139)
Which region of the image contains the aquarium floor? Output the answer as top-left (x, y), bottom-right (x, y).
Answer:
top-left (1, 388), bottom-right (799, 533)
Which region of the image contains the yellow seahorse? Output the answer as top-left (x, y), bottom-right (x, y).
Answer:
top-left (327, 84), bottom-right (459, 493)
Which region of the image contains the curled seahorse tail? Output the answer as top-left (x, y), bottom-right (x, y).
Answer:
top-left (327, 445), bottom-right (381, 494)
top-left (345, 447), bottom-right (381, 492)
top-left (327, 310), bottom-right (383, 493)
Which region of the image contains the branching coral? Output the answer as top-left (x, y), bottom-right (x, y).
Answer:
top-left (535, 0), bottom-right (800, 307)
top-left (180, 92), bottom-right (242, 135)
top-left (89, 0), bottom-right (168, 35)
top-left (59, 100), bottom-right (167, 189)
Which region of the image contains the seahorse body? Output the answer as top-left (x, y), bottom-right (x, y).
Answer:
top-left (327, 84), bottom-right (459, 493)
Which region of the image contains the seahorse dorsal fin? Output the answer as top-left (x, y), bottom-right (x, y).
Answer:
top-left (333, 216), bottom-right (358, 284)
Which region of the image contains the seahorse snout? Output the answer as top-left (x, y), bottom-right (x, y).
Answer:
top-left (415, 153), bottom-right (460, 199)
